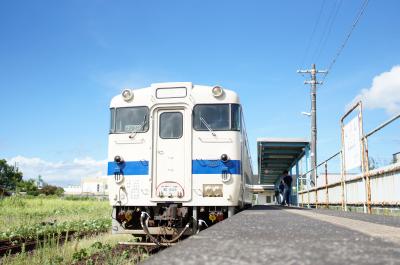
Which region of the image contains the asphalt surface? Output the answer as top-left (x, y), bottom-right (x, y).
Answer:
top-left (312, 207), bottom-right (400, 228)
top-left (143, 205), bottom-right (400, 265)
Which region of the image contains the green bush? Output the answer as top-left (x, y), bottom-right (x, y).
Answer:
top-left (63, 195), bottom-right (97, 201)
top-left (17, 179), bottom-right (39, 195)
top-left (40, 185), bottom-right (64, 196)
top-left (72, 248), bottom-right (88, 262)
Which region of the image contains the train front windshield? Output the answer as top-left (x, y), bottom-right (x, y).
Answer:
top-left (193, 104), bottom-right (241, 131)
top-left (109, 107), bottom-right (149, 133)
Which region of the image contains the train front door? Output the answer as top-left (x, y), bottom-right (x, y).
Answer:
top-left (151, 107), bottom-right (192, 202)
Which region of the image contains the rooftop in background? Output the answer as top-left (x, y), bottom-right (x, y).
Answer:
top-left (257, 138), bottom-right (309, 186)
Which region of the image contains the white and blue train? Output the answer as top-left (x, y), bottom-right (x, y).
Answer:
top-left (108, 82), bottom-right (254, 240)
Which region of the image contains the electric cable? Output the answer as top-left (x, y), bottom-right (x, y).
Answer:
top-left (299, 0), bottom-right (327, 73)
top-left (321, 0), bottom-right (369, 83)
top-left (315, 0), bottom-right (343, 62)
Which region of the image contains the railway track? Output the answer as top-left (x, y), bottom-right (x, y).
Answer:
top-left (70, 241), bottom-right (162, 265)
top-left (1, 227), bottom-right (190, 261)
top-left (0, 234), bottom-right (180, 261)
top-left (0, 230), bottom-right (98, 257)
top-left (0, 238), bottom-right (38, 256)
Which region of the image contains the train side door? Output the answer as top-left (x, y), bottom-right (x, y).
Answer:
top-left (151, 107), bottom-right (192, 202)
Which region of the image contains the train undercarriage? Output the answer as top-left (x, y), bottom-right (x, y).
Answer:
top-left (111, 204), bottom-right (237, 244)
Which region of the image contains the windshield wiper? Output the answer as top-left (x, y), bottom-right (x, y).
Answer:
top-left (200, 116), bottom-right (216, 136)
top-left (129, 115), bottom-right (147, 139)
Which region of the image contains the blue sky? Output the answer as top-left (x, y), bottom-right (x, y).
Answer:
top-left (1, 0), bottom-right (399, 186)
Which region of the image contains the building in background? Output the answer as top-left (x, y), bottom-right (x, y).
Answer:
top-left (63, 185), bottom-right (81, 195)
top-left (81, 177), bottom-right (108, 196)
top-left (64, 176), bottom-right (108, 196)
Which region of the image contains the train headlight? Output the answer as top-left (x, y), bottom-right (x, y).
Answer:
top-left (203, 184), bottom-right (223, 197)
top-left (213, 185), bottom-right (223, 197)
top-left (203, 185), bottom-right (213, 197)
top-left (211, 86), bottom-right (224, 97)
top-left (122, 89), bottom-right (134, 102)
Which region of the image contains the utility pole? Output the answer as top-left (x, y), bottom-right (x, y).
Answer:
top-left (297, 64), bottom-right (327, 187)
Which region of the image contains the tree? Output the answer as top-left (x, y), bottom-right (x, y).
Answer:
top-left (40, 184), bottom-right (64, 196)
top-left (17, 179), bottom-right (39, 196)
top-left (0, 159), bottom-right (23, 191)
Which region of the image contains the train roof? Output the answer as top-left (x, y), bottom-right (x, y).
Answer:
top-left (109, 82), bottom-right (240, 108)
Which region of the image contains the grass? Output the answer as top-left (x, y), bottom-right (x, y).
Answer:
top-left (1, 233), bottom-right (148, 265)
top-left (0, 196), bottom-right (110, 232)
top-left (0, 196), bottom-right (111, 240)
top-left (0, 196), bottom-right (149, 264)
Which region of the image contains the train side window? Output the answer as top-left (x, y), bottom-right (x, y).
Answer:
top-left (231, 104), bottom-right (241, 131)
top-left (160, 112), bottom-right (183, 139)
top-left (109, 108), bottom-right (115, 133)
top-left (114, 107), bottom-right (149, 133)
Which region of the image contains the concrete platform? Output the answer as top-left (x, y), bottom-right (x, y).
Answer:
top-left (143, 205), bottom-right (400, 265)
top-left (311, 207), bottom-right (400, 227)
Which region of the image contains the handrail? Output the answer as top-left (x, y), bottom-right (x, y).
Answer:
top-left (298, 151), bottom-right (341, 179)
top-left (364, 112), bottom-right (400, 139)
top-left (298, 112), bottom-right (399, 183)
top-left (297, 106), bottom-right (400, 209)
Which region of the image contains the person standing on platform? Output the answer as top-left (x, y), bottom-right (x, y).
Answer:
top-left (274, 188), bottom-right (280, 204)
top-left (278, 180), bottom-right (285, 205)
top-left (282, 170), bottom-right (293, 206)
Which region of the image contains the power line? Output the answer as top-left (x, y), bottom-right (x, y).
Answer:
top-left (299, 0), bottom-right (327, 70)
top-left (321, 0), bottom-right (369, 83)
top-left (310, 0), bottom-right (340, 62)
top-left (315, 0), bottom-right (343, 62)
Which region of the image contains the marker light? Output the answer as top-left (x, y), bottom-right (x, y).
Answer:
top-left (122, 89), bottom-right (134, 102)
top-left (212, 86), bottom-right (224, 97)
top-left (220, 154), bottom-right (229, 162)
top-left (114, 155), bottom-right (124, 163)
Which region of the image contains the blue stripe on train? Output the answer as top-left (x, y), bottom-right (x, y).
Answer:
top-left (107, 160), bottom-right (241, 175)
top-left (192, 159), bottom-right (241, 174)
top-left (107, 161), bottom-right (149, 175)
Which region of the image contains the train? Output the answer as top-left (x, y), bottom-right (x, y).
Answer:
top-left (107, 82), bottom-right (254, 242)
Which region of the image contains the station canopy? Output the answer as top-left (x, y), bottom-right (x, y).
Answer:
top-left (257, 138), bottom-right (309, 186)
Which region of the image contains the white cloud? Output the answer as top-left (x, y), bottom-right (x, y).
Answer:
top-left (350, 66), bottom-right (400, 115)
top-left (7, 156), bottom-right (107, 187)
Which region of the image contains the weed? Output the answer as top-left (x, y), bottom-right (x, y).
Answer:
top-left (72, 248), bottom-right (88, 262)
top-left (6, 196), bottom-right (26, 207)
top-left (46, 255), bottom-right (64, 265)
top-left (121, 250), bottom-right (130, 259)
